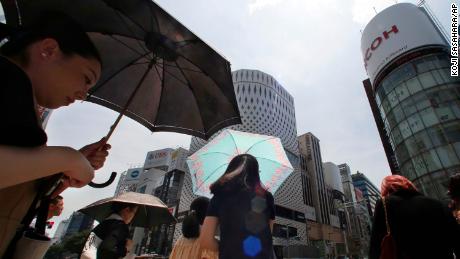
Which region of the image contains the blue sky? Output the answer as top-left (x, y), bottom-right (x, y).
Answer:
top-left (1, 0), bottom-right (452, 235)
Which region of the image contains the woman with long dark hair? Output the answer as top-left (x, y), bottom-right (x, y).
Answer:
top-left (200, 154), bottom-right (275, 259)
top-left (0, 12), bottom-right (110, 256)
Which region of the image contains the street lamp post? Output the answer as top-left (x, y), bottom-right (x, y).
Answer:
top-left (285, 223), bottom-right (290, 259)
top-left (283, 223), bottom-right (301, 259)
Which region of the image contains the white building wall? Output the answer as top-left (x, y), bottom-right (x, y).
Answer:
top-left (323, 162), bottom-right (344, 193)
top-left (190, 69), bottom-right (298, 155)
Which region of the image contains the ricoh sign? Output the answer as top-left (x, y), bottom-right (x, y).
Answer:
top-left (361, 3), bottom-right (447, 84)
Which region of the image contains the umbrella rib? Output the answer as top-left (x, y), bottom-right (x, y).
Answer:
top-left (112, 8), bottom-right (149, 54)
top-left (252, 156), bottom-right (292, 168)
top-left (149, 60), bottom-right (165, 127)
top-left (244, 137), bottom-right (279, 154)
top-left (152, 62), bottom-right (163, 81)
top-left (174, 61), bottom-right (207, 130)
top-left (160, 64), bottom-right (190, 86)
top-left (228, 133), bottom-right (240, 155)
top-left (110, 35), bottom-right (146, 57)
top-left (88, 51), bottom-right (152, 95)
top-left (149, 3), bottom-right (161, 32)
top-left (175, 52), bottom-right (228, 89)
top-left (193, 151), bottom-right (234, 157)
top-left (174, 56), bottom-right (236, 116)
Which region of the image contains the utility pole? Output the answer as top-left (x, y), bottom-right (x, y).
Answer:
top-left (285, 223), bottom-right (290, 258)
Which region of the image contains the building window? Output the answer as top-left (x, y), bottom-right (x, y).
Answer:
top-left (399, 96), bottom-right (417, 118)
top-left (275, 205), bottom-right (306, 223)
top-left (436, 145), bottom-right (460, 168)
top-left (420, 149), bottom-right (443, 172)
top-left (407, 112), bottom-right (424, 134)
top-left (395, 83), bottom-right (410, 103)
top-left (419, 71), bottom-right (437, 90)
top-left (392, 105), bottom-right (405, 124)
top-left (419, 108), bottom-right (439, 127)
top-left (412, 154), bottom-right (428, 176)
top-left (401, 160), bottom-right (417, 180)
top-left (272, 224), bottom-right (298, 238)
top-left (444, 122), bottom-right (460, 142)
top-left (427, 125), bottom-right (448, 147)
top-left (406, 77), bottom-right (423, 96)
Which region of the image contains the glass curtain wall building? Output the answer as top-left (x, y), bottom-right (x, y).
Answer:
top-left (373, 53), bottom-right (459, 199)
top-left (361, 3), bottom-right (459, 200)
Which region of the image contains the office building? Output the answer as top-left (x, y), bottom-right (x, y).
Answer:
top-left (361, 3), bottom-right (460, 200)
top-left (351, 172), bottom-right (381, 216)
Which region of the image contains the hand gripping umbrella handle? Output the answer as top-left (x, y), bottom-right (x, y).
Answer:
top-left (88, 117), bottom-right (121, 188)
top-left (87, 62), bottom-right (152, 188)
top-left (88, 171), bottom-right (117, 188)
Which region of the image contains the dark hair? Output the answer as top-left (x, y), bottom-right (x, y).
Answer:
top-left (209, 154), bottom-right (262, 195)
top-left (182, 197), bottom-right (210, 238)
top-left (0, 12), bottom-right (101, 65)
top-left (448, 173), bottom-right (460, 199)
top-left (50, 195), bottom-right (63, 205)
top-left (110, 202), bottom-right (138, 214)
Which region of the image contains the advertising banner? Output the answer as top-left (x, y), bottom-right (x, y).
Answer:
top-left (361, 3), bottom-right (446, 84)
top-left (144, 148), bottom-right (173, 169)
top-left (125, 168), bottom-right (142, 183)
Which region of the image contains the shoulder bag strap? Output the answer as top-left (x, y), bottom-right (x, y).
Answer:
top-left (382, 197), bottom-right (391, 235)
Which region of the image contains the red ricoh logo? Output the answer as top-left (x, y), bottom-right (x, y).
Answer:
top-left (364, 25), bottom-right (399, 69)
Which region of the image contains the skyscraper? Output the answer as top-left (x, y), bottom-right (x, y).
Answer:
top-left (361, 3), bottom-right (460, 200)
top-left (298, 133), bottom-right (330, 225)
top-left (298, 135), bottom-right (349, 257)
top-left (339, 163), bottom-right (357, 203)
top-left (338, 164), bottom-right (371, 257)
top-left (323, 162), bottom-right (345, 228)
top-left (351, 172), bottom-right (380, 217)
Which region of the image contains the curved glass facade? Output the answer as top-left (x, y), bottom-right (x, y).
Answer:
top-left (375, 52), bottom-right (460, 200)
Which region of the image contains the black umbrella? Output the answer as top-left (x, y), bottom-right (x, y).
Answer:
top-left (2, 0), bottom-right (242, 185)
top-left (2, 0), bottom-right (241, 139)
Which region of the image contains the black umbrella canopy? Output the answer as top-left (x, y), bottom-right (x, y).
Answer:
top-left (2, 0), bottom-right (241, 139)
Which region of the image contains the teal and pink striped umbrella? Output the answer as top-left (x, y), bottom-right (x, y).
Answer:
top-left (187, 129), bottom-right (294, 197)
